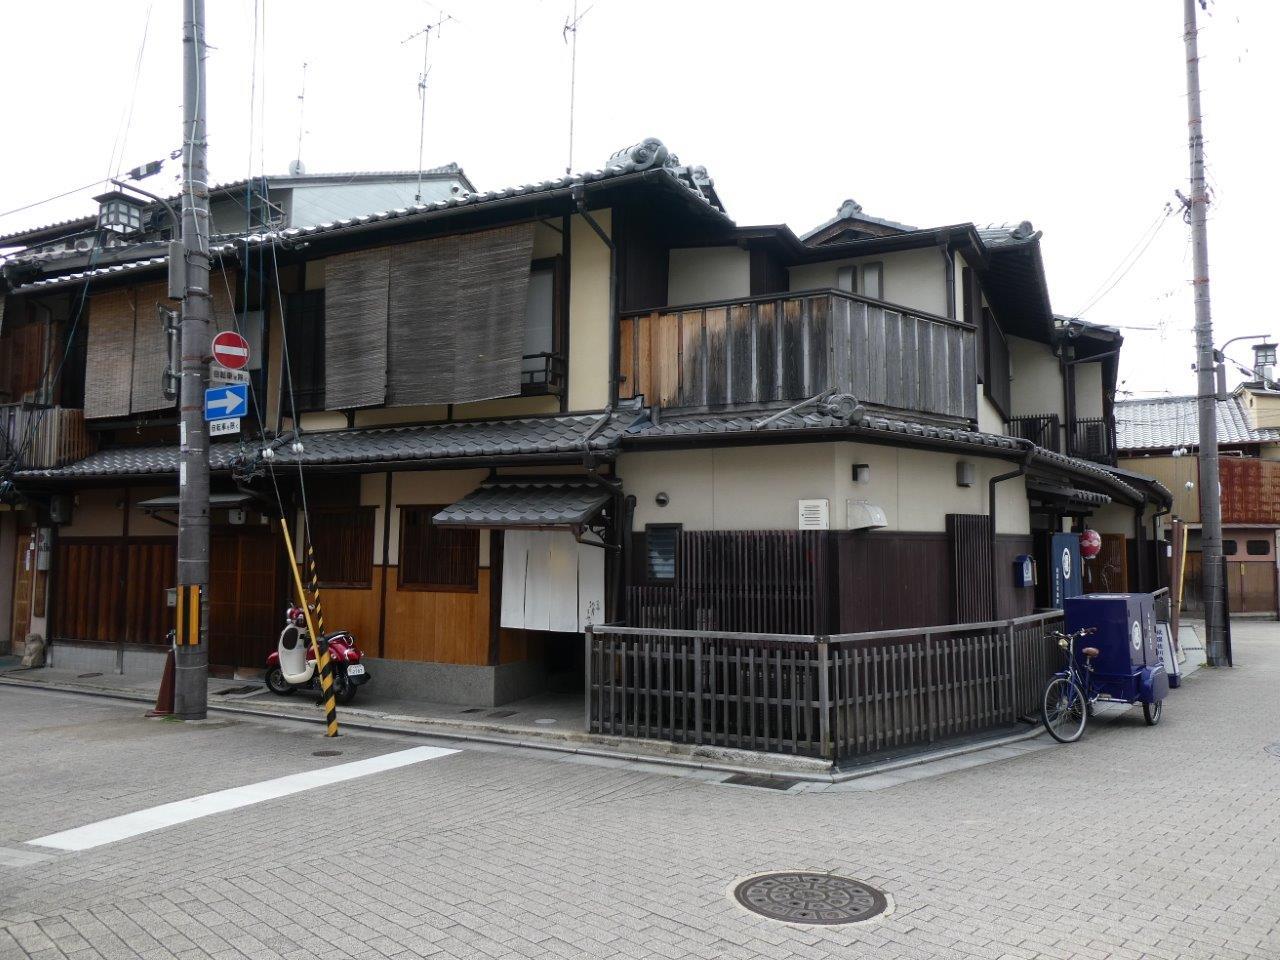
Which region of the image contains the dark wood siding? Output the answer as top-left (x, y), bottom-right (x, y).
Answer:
top-left (948, 513), bottom-right (994, 622)
top-left (52, 538), bottom-right (176, 645)
top-left (995, 534), bottom-right (1035, 618)
top-left (834, 532), bottom-right (951, 633)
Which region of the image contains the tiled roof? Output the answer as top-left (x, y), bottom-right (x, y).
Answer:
top-left (433, 481), bottom-right (611, 528)
top-left (16, 412), bottom-right (633, 480)
top-left (5, 140), bottom-right (724, 294)
top-left (0, 165), bottom-right (473, 247)
top-left (17, 402), bottom-right (1165, 507)
top-left (1115, 395), bottom-right (1280, 450)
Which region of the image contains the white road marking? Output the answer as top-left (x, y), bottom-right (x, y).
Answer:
top-left (29, 745), bottom-right (458, 852)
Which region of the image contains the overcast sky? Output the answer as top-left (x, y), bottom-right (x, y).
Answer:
top-left (2, 1), bottom-right (1275, 400)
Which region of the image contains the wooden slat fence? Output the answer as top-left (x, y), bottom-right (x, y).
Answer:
top-left (0, 403), bottom-right (94, 469)
top-left (586, 611), bottom-right (1063, 763)
top-left (628, 530), bottom-right (828, 634)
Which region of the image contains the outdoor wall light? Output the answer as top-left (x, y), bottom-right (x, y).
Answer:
top-left (851, 463), bottom-right (870, 484)
top-left (655, 492), bottom-right (670, 507)
top-left (956, 461), bottom-right (976, 488)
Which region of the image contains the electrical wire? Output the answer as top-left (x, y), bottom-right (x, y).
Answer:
top-left (1075, 204), bottom-right (1176, 317)
top-left (106, 2), bottom-right (155, 182)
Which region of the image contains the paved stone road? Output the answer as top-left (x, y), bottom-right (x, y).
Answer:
top-left (2, 625), bottom-right (1278, 960)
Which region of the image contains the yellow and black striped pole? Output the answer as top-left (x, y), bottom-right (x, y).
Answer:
top-left (280, 518), bottom-right (339, 737)
top-left (305, 539), bottom-right (325, 636)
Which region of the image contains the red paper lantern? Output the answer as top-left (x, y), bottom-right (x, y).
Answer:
top-left (1080, 528), bottom-right (1102, 559)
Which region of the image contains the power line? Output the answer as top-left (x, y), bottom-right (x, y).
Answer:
top-left (1075, 202), bottom-right (1175, 317)
top-left (0, 181), bottom-right (106, 224)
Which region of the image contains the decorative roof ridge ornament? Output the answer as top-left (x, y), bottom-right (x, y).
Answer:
top-left (606, 138), bottom-right (674, 173)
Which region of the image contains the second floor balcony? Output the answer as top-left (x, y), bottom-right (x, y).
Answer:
top-left (617, 289), bottom-right (977, 423)
top-left (1007, 413), bottom-right (1116, 466)
top-left (0, 402), bottom-right (95, 470)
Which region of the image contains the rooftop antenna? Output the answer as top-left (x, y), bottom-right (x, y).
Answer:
top-left (562, 1), bottom-right (594, 174)
top-left (403, 9), bottom-right (456, 202)
top-left (290, 62), bottom-right (308, 176)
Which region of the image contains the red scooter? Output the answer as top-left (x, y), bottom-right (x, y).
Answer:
top-left (264, 606), bottom-right (370, 704)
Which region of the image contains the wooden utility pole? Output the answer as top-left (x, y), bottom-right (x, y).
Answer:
top-left (175, 0), bottom-right (212, 717)
top-left (1183, 0), bottom-right (1227, 667)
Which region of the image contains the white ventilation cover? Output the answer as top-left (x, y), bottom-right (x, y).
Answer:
top-left (798, 499), bottom-right (830, 530)
top-left (846, 499), bottom-right (888, 531)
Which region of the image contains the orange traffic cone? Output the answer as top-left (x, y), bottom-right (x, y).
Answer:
top-left (147, 648), bottom-right (176, 717)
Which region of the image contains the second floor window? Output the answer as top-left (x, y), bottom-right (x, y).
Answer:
top-left (284, 290), bottom-right (325, 412)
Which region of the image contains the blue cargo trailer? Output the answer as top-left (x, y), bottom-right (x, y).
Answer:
top-left (1063, 593), bottom-right (1169, 705)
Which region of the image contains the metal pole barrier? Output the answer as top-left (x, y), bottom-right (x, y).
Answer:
top-left (280, 517), bottom-right (338, 737)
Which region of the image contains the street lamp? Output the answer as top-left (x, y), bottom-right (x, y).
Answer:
top-left (1213, 334), bottom-right (1273, 398)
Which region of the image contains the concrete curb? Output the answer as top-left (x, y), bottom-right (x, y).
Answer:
top-left (0, 673), bottom-right (1050, 785)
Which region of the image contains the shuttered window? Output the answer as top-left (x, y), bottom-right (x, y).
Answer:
top-left (645, 524), bottom-right (680, 582)
top-left (399, 505), bottom-right (480, 592)
top-left (284, 290), bottom-right (325, 412)
top-left (307, 507), bottom-right (376, 588)
top-left (324, 248), bottom-right (390, 409)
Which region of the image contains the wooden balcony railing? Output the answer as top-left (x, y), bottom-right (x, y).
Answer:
top-left (0, 403), bottom-right (95, 470)
top-left (618, 289), bottom-right (977, 422)
top-left (1068, 416), bottom-right (1116, 466)
top-left (1007, 413), bottom-right (1061, 452)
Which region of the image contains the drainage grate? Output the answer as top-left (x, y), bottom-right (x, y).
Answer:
top-left (733, 872), bottom-right (888, 925)
top-left (723, 774), bottom-right (795, 791)
top-left (312, 750), bottom-right (343, 757)
top-left (77, 672), bottom-right (104, 679)
top-left (486, 710), bottom-right (517, 719)
top-left (1265, 742), bottom-right (1280, 759)
top-left (459, 708), bottom-right (484, 714)
top-left (214, 685), bottom-right (260, 696)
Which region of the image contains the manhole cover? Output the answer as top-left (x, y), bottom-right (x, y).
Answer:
top-left (533, 718), bottom-right (557, 725)
top-left (733, 872), bottom-right (888, 925)
top-left (214, 685), bottom-right (259, 696)
top-left (312, 750), bottom-right (343, 757)
top-left (1265, 742), bottom-right (1280, 759)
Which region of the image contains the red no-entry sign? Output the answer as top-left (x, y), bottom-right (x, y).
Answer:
top-left (211, 331), bottom-right (250, 370)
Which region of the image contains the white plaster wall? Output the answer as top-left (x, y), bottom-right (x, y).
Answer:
top-left (787, 247), bottom-right (948, 316)
top-left (667, 247), bottom-right (751, 305)
top-left (568, 209), bottom-right (611, 411)
top-left (619, 441), bottom-right (1030, 535)
top-left (61, 490), bottom-right (126, 538)
top-left (977, 391), bottom-right (1006, 434)
top-left (1090, 503), bottom-right (1136, 537)
top-left (1009, 335), bottom-right (1065, 421)
top-left (1074, 361), bottom-right (1105, 420)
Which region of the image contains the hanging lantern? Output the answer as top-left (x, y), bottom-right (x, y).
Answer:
top-left (1080, 528), bottom-right (1102, 560)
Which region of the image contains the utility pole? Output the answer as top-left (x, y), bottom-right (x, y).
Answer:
top-left (175, 0), bottom-right (212, 717)
top-left (1183, 0), bottom-right (1227, 666)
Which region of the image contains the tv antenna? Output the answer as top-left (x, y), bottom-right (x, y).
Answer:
top-left (563, 1), bottom-right (595, 174)
top-left (290, 62), bottom-right (308, 176)
top-left (403, 9), bottom-right (457, 202)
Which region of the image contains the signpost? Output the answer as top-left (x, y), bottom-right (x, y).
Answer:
top-left (211, 331), bottom-right (250, 370)
top-left (204, 384), bottom-right (248, 421)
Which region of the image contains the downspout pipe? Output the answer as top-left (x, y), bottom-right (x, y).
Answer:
top-left (990, 440), bottom-right (1036, 618)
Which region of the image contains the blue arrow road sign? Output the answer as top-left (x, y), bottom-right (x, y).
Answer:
top-left (204, 383), bottom-right (248, 421)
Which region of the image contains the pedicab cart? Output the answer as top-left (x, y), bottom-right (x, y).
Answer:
top-left (1062, 592), bottom-right (1169, 716)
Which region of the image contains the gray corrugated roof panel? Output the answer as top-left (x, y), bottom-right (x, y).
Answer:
top-left (433, 481), bottom-right (611, 529)
top-left (16, 411), bottom-right (634, 480)
top-left (1115, 395), bottom-right (1280, 450)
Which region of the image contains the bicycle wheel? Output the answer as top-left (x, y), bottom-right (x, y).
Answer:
top-left (1143, 699), bottom-right (1163, 726)
top-left (1042, 677), bottom-right (1088, 743)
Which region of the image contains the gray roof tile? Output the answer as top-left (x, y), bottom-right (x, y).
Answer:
top-left (16, 412), bottom-right (632, 480)
top-left (433, 481), bottom-right (611, 528)
top-left (1115, 395), bottom-right (1280, 450)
